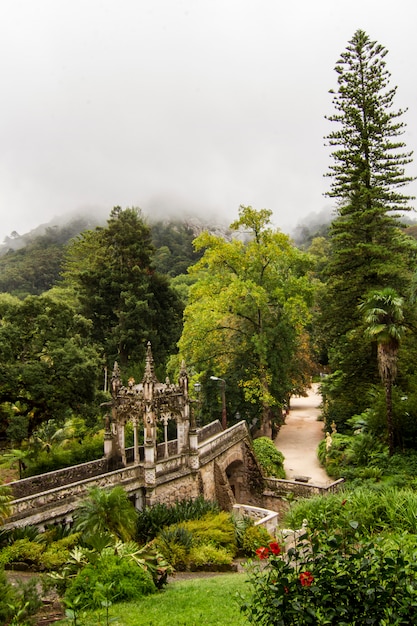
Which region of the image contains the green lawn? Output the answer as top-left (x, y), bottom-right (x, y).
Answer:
top-left (58, 573), bottom-right (249, 626)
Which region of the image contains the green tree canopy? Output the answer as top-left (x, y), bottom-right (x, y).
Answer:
top-left (319, 30), bottom-right (417, 429)
top-left (151, 219), bottom-right (203, 277)
top-left (0, 292), bottom-right (101, 439)
top-left (176, 206), bottom-right (315, 435)
top-left (61, 207), bottom-right (184, 372)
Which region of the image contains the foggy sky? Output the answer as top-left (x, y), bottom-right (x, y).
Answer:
top-left (1, 0), bottom-right (417, 241)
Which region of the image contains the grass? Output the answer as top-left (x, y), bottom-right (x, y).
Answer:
top-left (57, 573), bottom-right (249, 625)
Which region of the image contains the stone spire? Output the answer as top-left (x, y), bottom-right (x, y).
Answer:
top-left (142, 341), bottom-right (158, 384)
top-left (110, 361), bottom-right (122, 399)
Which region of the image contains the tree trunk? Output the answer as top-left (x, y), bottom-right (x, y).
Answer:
top-left (385, 379), bottom-right (394, 457)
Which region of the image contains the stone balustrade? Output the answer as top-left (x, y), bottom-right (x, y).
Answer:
top-left (198, 421), bottom-right (249, 463)
top-left (263, 477), bottom-right (344, 499)
top-left (232, 503), bottom-right (279, 535)
top-left (5, 464), bottom-right (144, 530)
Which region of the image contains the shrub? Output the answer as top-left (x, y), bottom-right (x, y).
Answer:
top-left (40, 534), bottom-right (81, 571)
top-left (253, 437), bottom-right (285, 478)
top-left (283, 486), bottom-right (417, 547)
top-left (64, 552), bottom-right (156, 609)
top-left (240, 526), bottom-right (417, 624)
top-left (155, 512), bottom-right (238, 569)
top-left (158, 541), bottom-right (189, 570)
top-left (242, 525), bottom-right (273, 556)
top-left (181, 512), bottom-right (236, 553)
top-left (136, 497), bottom-right (220, 543)
top-left (188, 543), bottom-right (234, 568)
top-left (0, 537), bottom-right (45, 568)
top-left (156, 526), bottom-right (194, 569)
top-left (24, 434), bottom-right (104, 476)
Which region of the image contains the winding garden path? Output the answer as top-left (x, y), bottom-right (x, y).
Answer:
top-left (274, 383), bottom-right (332, 486)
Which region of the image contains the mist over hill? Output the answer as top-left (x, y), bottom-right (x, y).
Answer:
top-left (0, 206), bottom-right (236, 257)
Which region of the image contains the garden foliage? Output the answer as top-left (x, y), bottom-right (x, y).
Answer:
top-left (253, 436), bottom-right (285, 478)
top-left (241, 524), bottom-right (417, 624)
top-left (136, 496), bottom-right (220, 543)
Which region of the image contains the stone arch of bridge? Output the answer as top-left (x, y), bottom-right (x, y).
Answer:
top-left (215, 442), bottom-right (265, 510)
top-left (226, 459), bottom-right (245, 501)
top-left (215, 447), bottom-right (248, 503)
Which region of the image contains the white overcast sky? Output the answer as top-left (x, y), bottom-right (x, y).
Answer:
top-left (1, 0), bottom-right (417, 241)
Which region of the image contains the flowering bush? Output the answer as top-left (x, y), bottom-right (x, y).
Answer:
top-left (240, 527), bottom-right (417, 624)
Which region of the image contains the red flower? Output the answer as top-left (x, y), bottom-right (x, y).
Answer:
top-left (299, 571), bottom-right (314, 587)
top-left (341, 499), bottom-right (347, 506)
top-left (284, 586), bottom-right (289, 594)
top-left (255, 546), bottom-right (269, 560)
top-left (269, 542), bottom-right (281, 555)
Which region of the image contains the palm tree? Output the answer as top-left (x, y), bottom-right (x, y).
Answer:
top-left (0, 449), bottom-right (29, 479)
top-left (74, 486), bottom-right (138, 542)
top-left (359, 288), bottom-right (406, 456)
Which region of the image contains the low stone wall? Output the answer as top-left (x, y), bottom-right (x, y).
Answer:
top-left (149, 471), bottom-right (202, 508)
top-left (197, 421), bottom-right (223, 443)
top-left (9, 458), bottom-right (112, 500)
top-left (264, 477), bottom-right (345, 499)
top-left (198, 421), bottom-right (250, 464)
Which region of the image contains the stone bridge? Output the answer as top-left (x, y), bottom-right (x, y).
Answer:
top-left (5, 419), bottom-right (265, 530)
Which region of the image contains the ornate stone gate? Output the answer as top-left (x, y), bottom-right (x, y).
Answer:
top-left (102, 342), bottom-right (199, 504)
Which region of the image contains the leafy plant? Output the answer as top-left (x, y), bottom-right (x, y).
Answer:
top-left (0, 571), bottom-right (42, 626)
top-left (158, 526), bottom-right (194, 551)
top-left (0, 566), bottom-right (18, 624)
top-left (74, 486), bottom-right (138, 542)
top-left (253, 436), bottom-right (285, 478)
top-left (64, 552), bottom-right (156, 609)
top-left (241, 524), bottom-right (273, 556)
top-left (0, 525), bottom-right (40, 548)
top-left (136, 497), bottom-right (220, 543)
top-left (231, 513), bottom-right (254, 550)
top-left (241, 525), bottom-right (417, 624)
top-left (0, 538), bottom-right (45, 568)
top-left (188, 543), bottom-right (234, 568)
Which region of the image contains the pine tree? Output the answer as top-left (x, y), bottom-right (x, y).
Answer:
top-left (320, 30), bottom-right (416, 429)
top-left (62, 207), bottom-right (183, 371)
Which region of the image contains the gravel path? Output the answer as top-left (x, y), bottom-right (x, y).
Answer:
top-left (275, 384), bottom-right (332, 486)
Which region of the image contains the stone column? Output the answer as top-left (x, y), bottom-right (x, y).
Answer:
top-left (103, 413), bottom-right (113, 458)
top-left (133, 416), bottom-right (139, 464)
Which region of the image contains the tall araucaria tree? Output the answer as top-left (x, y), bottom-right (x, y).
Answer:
top-left (319, 29), bottom-right (416, 430)
top-left (176, 206), bottom-right (315, 437)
